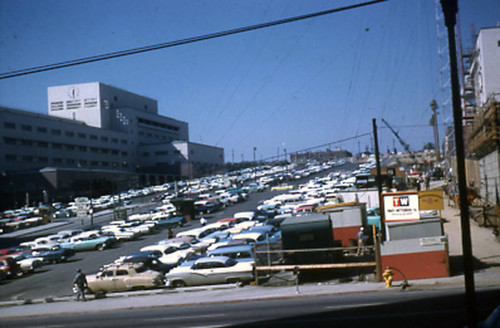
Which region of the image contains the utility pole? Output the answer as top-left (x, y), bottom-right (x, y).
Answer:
top-left (441, 1), bottom-right (477, 327)
top-left (430, 99), bottom-right (442, 162)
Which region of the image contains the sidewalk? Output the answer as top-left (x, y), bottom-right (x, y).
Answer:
top-left (0, 195), bottom-right (498, 319)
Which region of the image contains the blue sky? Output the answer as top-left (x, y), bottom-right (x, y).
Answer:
top-left (0, 0), bottom-right (498, 162)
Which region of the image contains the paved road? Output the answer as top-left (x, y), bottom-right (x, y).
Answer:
top-left (1, 287), bottom-right (499, 327)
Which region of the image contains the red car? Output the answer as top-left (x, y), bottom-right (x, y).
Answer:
top-left (0, 256), bottom-right (22, 278)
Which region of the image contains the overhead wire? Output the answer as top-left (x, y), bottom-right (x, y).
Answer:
top-left (0, 0), bottom-right (387, 80)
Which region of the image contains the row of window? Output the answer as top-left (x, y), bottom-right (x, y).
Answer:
top-left (3, 122), bottom-right (128, 144)
top-left (137, 130), bottom-right (174, 141)
top-left (137, 117), bottom-right (180, 132)
top-left (3, 137), bottom-right (128, 156)
top-left (4, 154), bottom-right (129, 168)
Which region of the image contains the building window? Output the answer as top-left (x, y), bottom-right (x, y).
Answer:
top-left (22, 155), bottom-right (33, 162)
top-left (38, 141), bottom-right (48, 148)
top-left (52, 129), bottom-right (62, 135)
top-left (91, 160), bottom-right (98, 166)
top-left (143, 152), bottom-right (149, 157)
top-left (66, 159), bottom-right (76, 165)
top-left (65, 144), bottom-right (75, 151)
top-left (111, 150), bottom-right (119, 155)
top-left (4, 122), bottom-right (16, 129)
top-left (101, 149), bottom-right (109, 154)
top-left (65, 131), bottom-right (74, 137)
top-left (101, 136), bottom-right (108, 142)
top-left (90, 147), bottom-right (98, 153)
top-left (38, 156), bottom-right (48, 163)
top-left (53, 158), bottom-right (63, 164)
top-left (102, 161), bottom-right (109, 167)
top-left (90, 135), bottom-right (97, 140)
top-left (37, 126), bottom-right (47, 133)
top-left (5, 154), bottom-right (16, 161)
top-left (3, 137), bottom-right (16, 145)
top-left (113, 96), bottom-right (118, 101)
top-left (21, 140), bottom-right (33, 146)
top-left (111, 138), bottom-right (118, 143)
top-left (52, 143), bottom-right (62, 149)
top-left (121, 151), bottom-right (128, 156)
top-left (78, 133), bottom-right (86, 139)
top-left (121, 139), bottom-right (128, 145)
top-left (155, 151), bottom-right (169, 156)
top-left (78, 146), bottom-right (87, 152)
top-left (78, 159), bottom-right (88, 166)
top-left (21, 124), bottom-right (32, 131)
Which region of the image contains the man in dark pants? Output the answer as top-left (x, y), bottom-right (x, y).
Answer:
top-left (73, 268), bottom-right (88, 301)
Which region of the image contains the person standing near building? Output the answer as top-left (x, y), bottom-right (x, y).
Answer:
top-left (200, 217), bottom-right (207, 226)
top-left (356, 227), bottom-right (368, 256)
top-left (73, 268), bottom-right (88, 302)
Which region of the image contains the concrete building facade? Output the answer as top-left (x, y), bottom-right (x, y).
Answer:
top-left (0, 82), bottom-right (224, 209)
top-left (464, 27), bottom-right (500, 206)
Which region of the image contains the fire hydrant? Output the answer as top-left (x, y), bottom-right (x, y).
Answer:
top-left (382, 267), bottom-right (394, 288)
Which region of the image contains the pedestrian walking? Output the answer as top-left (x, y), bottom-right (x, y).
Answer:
top-left (167, 228), bottom-right (174, 239)
top-left (200, 217), bottom-right (207, 226)
top-left (73, 268), bottom-right (88, 302)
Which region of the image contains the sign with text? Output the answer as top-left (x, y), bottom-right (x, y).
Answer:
top-left (382, 192), bottom-right (420, 221)
top-left (418, 190), bottom-right (444, 211)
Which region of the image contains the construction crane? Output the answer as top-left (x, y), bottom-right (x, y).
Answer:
top-left (381, 119), bottom-right (410, 153)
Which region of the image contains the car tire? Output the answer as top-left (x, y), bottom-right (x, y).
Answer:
top-left (172, 280), bottom-right (186, 288)
top-left (96, 244), bottom-right (105, 251)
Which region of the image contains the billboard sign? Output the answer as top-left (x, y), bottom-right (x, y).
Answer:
top-left (383, 192), bottom-right (420, 221)
top-left (418, 190), bottom-right (444, 211)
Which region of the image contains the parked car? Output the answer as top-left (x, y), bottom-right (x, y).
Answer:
top-left (122, 256), bottom-right (175, 274)
top-left (60, 234), bottom-right (116, 251)
top-left (9, 253), bottom-right (44, 273)
top-left (207, 245), bottom-right (254, 262)
top-left (0, 256), bottom-right (22, 278)
top-left (165, 256), bottom-right (254, 288)
top-left (141, 242), bottom-right (195, 266)
top-left (87, 263), bottom-right (164, 293)
top-left (30, 245), bottom-right (75, 264)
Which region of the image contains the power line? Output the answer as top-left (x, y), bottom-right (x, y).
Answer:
top-left (260, 132), bottom-right (372, 162)
top-left (0, 0), bottom-right (387, 80)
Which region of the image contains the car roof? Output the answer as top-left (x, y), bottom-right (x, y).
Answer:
top-left (195, 256), bottom-right (230, 264)
top-left (208, 245), bottom-right (253, 253)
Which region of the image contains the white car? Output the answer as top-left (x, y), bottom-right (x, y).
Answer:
top-left (165, 256), bottom-right (254, 288)
top-left (140, 242), bottom-right (194, 266)
top-left (10, 253), bottom-right (44, 273)
top-left (101, 227), bottom-right (138, 241)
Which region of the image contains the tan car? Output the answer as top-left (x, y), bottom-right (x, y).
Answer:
top-left (87, 263), bottom-right (164, 293)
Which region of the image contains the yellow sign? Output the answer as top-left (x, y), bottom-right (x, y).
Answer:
top-left (418, 190), bottom-right (444, 210)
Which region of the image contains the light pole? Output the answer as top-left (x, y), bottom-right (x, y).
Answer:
top-left (253, 147), bottom-right (257, 181)
top-left (430, 99), bottom-right (441, 162)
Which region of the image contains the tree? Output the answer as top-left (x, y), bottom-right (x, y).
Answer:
top-left (423, 142), bottom-right (435, 151)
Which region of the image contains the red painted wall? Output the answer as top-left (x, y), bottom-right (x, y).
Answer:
top-left (333, 225), bottom-right (361, 247)
top-left (381, 250), bottom-right (449, 280)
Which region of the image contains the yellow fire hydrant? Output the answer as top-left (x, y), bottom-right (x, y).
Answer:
top-left (382, 267), bottom-right (394, 288)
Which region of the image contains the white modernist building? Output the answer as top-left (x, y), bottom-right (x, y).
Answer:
top-left (0, 82), bottom-right (224, 207)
